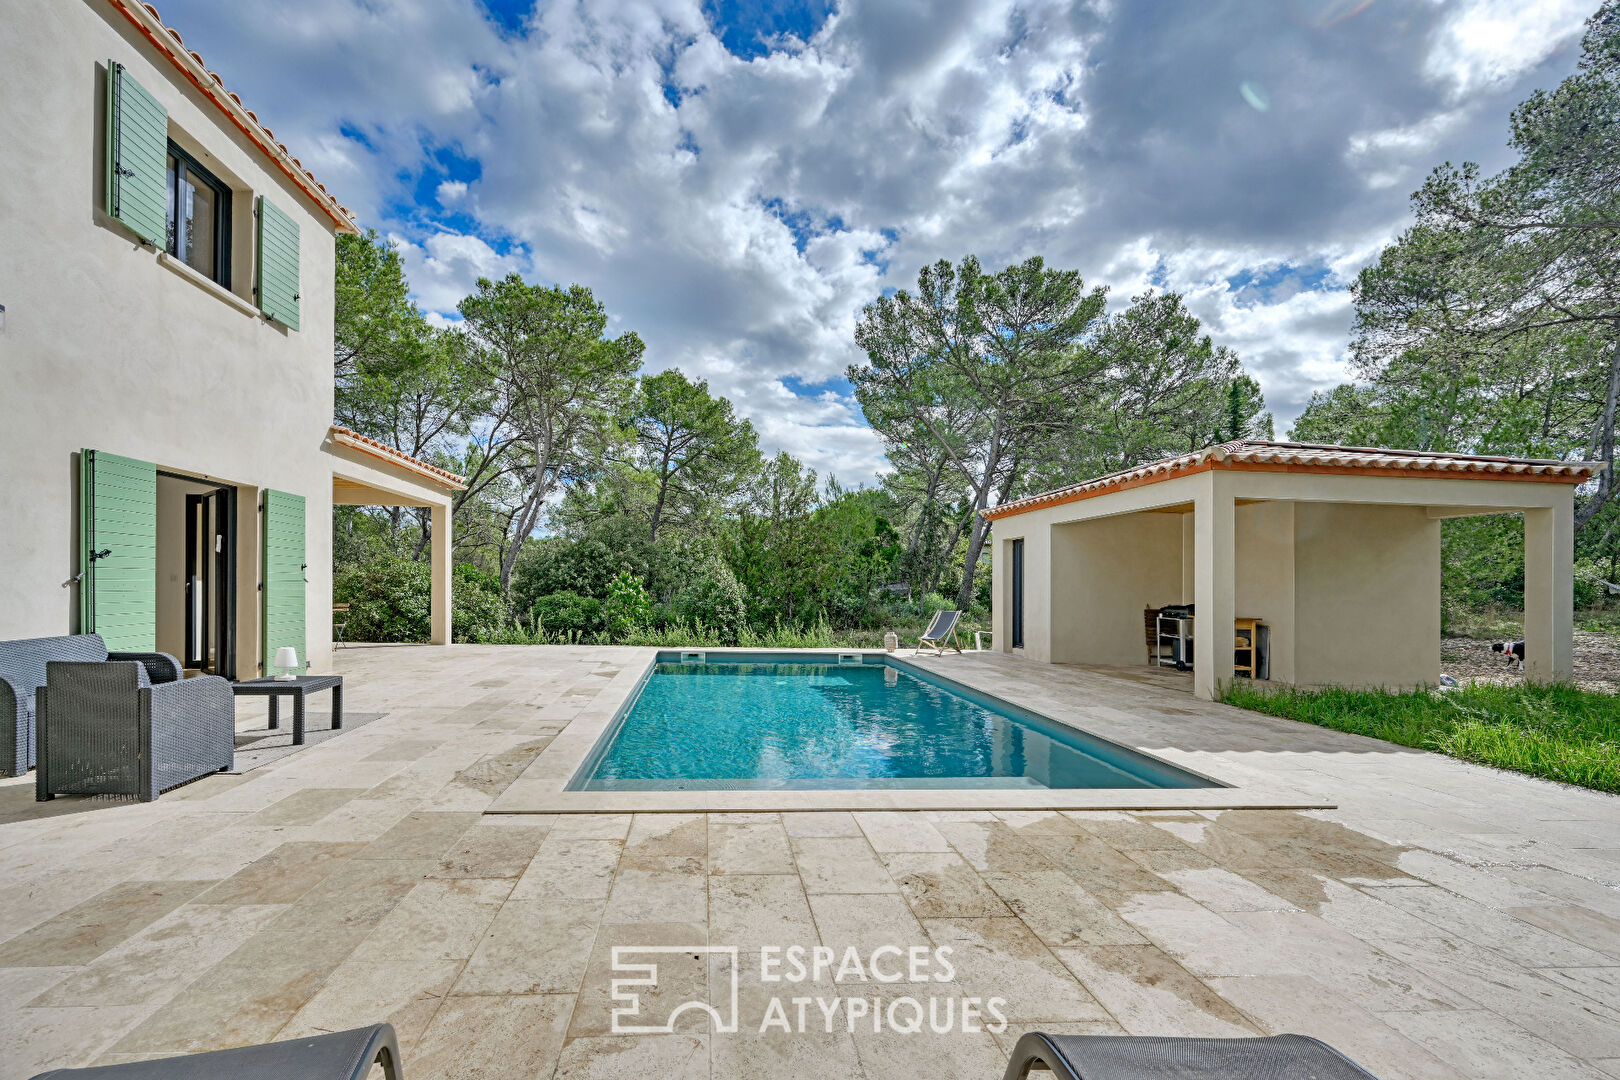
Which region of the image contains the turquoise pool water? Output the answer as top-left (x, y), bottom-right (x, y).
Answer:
top-left (569, 653), bottom-right (1217, 791)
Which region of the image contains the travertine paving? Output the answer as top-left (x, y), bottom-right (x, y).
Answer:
top-left (1, 645), bottom-right (1618, 1079)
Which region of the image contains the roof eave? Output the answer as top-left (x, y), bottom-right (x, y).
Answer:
top-left (983, 456), bottom-right (1602, 521)
top-left (328, 426), bottom-right (468, 492)
top-left (109, 0), bottom-right (360, 235)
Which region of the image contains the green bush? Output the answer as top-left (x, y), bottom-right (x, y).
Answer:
top-left (335, 555), bottom-right (517, 643)
top-left (452, 563), bottom-right (512, 642)
top-left (674, 555), bottom-right (748, 644)
top-left (533, 591), bottom-right (603, 635)
top-left (603, 571), bottom-right (652, 640)
top-left (335, 556), bottom-right (432, 643)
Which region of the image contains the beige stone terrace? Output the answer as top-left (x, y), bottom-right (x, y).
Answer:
top-left (1, 645), bottom-right (1618, 1080)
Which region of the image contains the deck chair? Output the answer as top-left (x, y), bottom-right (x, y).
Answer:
top-left (28, 1023), bottom-right (401, 1080)
top-left (914, 610), bottom-right (964, 656)
top-left (1002, 1032), bottom-right (1379, 1080)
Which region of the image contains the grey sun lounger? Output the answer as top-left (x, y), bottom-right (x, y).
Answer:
top-left (915, 609), bottom-right (964, 655)
top-left (1002, 1032), bottom-right (1379, 1079)
top-left (27, 1023), bottom-right (401, 1080)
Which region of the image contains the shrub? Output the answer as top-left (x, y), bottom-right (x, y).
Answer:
top-left (675, 555), bottom-right (748, 644)
top-left (336, 555), bottom-right (518, 643)
top-left (335, 556), bottom-right (431, 642)
top-left (452, 563), bottom-right (512, 642)
top-left (603, 571), bottom-right (653, 640)
top-left (533, 591), bottom-right (603, 635)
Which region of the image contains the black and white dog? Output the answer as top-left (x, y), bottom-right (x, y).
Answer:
top-left (1491, 640), bottom-right (1526, 670)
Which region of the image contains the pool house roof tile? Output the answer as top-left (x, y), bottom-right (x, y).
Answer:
top-left (983, 440), bottom-right (1600, 521)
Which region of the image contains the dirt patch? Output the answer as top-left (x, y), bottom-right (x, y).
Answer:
top-left (1441, 631), bottom-right (1620, 691)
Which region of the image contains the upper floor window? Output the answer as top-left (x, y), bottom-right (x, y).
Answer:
top-left (165, 142), bottom-right (231, 287)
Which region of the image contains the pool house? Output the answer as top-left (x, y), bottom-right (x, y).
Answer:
top-left (985, 441), bottom-right (1597, 699)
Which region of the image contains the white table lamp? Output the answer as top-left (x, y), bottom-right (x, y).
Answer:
top-left (274, 647), bottom-right (300, 681)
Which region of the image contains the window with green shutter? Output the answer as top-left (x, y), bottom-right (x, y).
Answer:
top-left (256, 196), bottom-right (301, 329)
top-left (80, 450), bottom-right (158, 651)
top-left (262, 489), bottom-right (307, 675)
top-left (105, 61), bottom-right (169, 246)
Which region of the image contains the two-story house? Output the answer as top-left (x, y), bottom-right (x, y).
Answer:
top-left (0, 0), bottom-right (462, 678)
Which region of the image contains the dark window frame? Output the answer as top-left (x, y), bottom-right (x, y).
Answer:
top-left (165, 139), bottom-right (232, 288)
top-left (1010, 538), bottom-right (1025, 650)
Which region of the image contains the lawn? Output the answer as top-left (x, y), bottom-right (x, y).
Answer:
top-left (1219, 680), bottom-right (1620, 794)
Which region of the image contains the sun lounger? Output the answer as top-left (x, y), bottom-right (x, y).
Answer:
top-left (28, 1023), bottom-right (401, 1080)
top-left (1002, 1032), bottom-right (1379, 1080)
top-left (914, 609), bottom-right (964, 656)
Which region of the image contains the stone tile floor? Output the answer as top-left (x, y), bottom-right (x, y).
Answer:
top-left (0, 645), bottom-right (1617, 1079)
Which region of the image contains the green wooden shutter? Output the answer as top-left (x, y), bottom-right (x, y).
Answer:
top-left (104, 61), bottom-right (169, 246)
top-left (262, 489), bottom-right (307, 674)
top-left (256, 196), bottom-right (301, 330)
top-left (80, 450), bottom-right (158, 651)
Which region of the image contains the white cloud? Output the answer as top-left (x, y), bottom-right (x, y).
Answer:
top-left (1424, 0), bottom-right (1590, 97)
top-left (154, 0), bottom-right (1591, 485)
top-left (389, 230), bottom-right (528, 315)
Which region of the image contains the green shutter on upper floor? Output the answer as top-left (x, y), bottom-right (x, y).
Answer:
top-left (80, 450), bottom-right (158, 652)
top-left (256, 196), bottom-right (301, 330)
top-left (104, 61), bottom-right (169, 246)
top-left (262, 489), bottom-right (307, 675)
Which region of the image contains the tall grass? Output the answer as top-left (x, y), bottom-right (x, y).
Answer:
top-left (1219, 681), bottom-right (1620, 794)
top-left (469, 617), bottom-right (935, 650)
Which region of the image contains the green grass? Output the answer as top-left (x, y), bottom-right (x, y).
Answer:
top-left (1576, 609), bottom-right (1620, 635)
top-left (1218, 681), bottom-right (1620, 794)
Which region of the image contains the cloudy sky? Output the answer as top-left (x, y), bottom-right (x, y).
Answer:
top-left (157, 0), bottom-right (1595, 485)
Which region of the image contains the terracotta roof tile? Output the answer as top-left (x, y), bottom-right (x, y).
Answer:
top-left (109, 1), bottom-right (358, 234)
top-left (329, 426), bottom-right (468, 490)
top-left (984, 440), bottom-right (1602, 520)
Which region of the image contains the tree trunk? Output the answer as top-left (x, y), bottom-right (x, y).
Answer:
top-left (500, 432), bottom-right (556, 594)
top-left (1576, 339), bottom-right (1620, 532)
top-left (955, 427), bottom-right (1003, 610)
top-left (649, 449), bottom-right (672, 543)
top-left (412, 508), bottom-right (431, 561)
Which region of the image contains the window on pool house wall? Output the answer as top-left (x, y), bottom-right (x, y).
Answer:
top-left (1011, 538), bottom-right (1024, 649)
top-left (165, 141), bottom-right (230, 286)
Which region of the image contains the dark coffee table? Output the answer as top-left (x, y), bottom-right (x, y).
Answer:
top-left (231, 675), bottom-right (343, 745)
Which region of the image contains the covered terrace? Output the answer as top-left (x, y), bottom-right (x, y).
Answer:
top-left (325, 425), bottom-right (466, 647)
top-left (985, 441), bottom-right (1598, 700)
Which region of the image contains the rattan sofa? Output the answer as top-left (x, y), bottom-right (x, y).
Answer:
top-left (0, 634), bottom-right (184, 778)
top-left (33, 658), bottom-right (234, 803)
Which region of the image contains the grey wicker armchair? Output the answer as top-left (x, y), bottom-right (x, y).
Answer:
top-left (0, 633), bottom-right (183, 777)
top-left (35, 660), bottom-right (233, 802)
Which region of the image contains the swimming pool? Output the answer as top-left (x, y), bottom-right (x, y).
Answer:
top-left (568, 652), bottom-right (1218, 791)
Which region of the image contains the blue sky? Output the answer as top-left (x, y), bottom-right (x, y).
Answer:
top-left (152, 0), bottom-right (1595, 485)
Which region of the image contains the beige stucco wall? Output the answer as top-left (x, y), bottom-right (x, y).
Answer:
top-left (1293, 503), bottom-right (1440, 689)
top-left (1233, 501), bottom-right (1296, 683)
top-left (0, 0), bottom-right (342, 673)
top-left (1049, 513), bottom-right (1183, 667)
